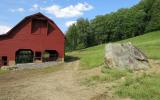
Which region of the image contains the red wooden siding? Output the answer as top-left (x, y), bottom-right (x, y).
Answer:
top-left (0, 12), bottom-right (65, 66)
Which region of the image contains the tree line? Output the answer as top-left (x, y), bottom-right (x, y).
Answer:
top-left (65, 0), bottom-right (160, 51)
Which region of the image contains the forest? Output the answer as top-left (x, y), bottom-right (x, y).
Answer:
top-left (65, 0), bottom-right (160, 51)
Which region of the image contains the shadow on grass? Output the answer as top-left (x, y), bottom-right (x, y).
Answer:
top-left (64, 55), bottom-right (80, 62)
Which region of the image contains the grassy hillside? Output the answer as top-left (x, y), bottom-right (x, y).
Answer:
top-left (66, 31), bottom-right (160, 69)
top-left (120, 31), bottom-right (160, 59)
top-left (67, 31), bottom-right (160, 100)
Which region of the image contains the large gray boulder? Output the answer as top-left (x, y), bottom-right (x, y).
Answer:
top-left (104, 43), bottom-right (150, 70)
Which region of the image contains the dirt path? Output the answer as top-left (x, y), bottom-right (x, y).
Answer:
top-left (0, 61), bottom-right (109, 100)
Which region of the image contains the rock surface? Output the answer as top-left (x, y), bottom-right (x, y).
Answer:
top-left (105, 43), bottom-right (150, 70)
top-left (1, 62), bottom-right (59, 70)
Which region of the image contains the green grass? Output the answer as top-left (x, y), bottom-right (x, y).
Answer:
top-left (120, 31), bottom-right (160, 59)
top-left (68, 31), bottom-right (160, 99)
top-left (116, 73), bottom-right (160, 100)
top-left (66, 44), bottom-right (105, 69)
top-left (0, 69), bottom-right (9, 74)
top-left (81, 66), bottom-right (131, 86)
top-left (66, 31), bottom-right (160, 69)
top-left (101, 66), bottom-right (132, 81)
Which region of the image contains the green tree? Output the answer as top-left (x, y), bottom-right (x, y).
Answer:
top-left (145, 0), bottom-right (160, 32)
top-left (65, 0), bottom-right (160, 51)
top-left (65, 24), bottom-right (78, 51)
top-left (76, 18), bottom-right (93, 49)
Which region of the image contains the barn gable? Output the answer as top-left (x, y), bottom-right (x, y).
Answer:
top-left (0, 12), bottom-right (64, 39)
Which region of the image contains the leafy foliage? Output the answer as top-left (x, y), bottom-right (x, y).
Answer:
top-left (65, 0), bottom-right (160, 51)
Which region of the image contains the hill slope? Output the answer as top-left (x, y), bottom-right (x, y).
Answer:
top-left (66, 31), bottom-right (160, 69)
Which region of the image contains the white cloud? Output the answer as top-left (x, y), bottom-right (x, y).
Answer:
top-left (65, 21), bottom-right (76, 27)
top-left (43, 2), bottom-right (93, 18)
top-left (17, 8), bottom-right (25, 12)
top-left (33, 4), bottom-right (39, 9)
top-left (29, 4), bottom-right (39, 11)
top-left (0, 25), bottom-right (11, 35)
top-left (10, 8), bottom-right (25, 12)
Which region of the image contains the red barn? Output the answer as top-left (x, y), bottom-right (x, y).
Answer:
top-left (0, 13), bottom-right (65, 67)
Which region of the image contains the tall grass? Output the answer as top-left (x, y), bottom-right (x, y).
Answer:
top-left (81, 67), bottom-right (131, 86)
top-left (116, 73), bottom-right (160, 100)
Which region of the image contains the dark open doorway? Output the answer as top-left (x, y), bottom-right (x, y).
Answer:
top-left (34, 52), bottom-right (42, 60)
top-left (15, 49), bottom-right (34, 64)
top-left (43, 50), bottom-right (59, 62)
top-left (1, 56), bottom-right (8, 66)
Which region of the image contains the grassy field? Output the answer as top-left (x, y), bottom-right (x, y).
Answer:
top-left (67, 31), bottom-right (160, 69)
top-left (67, 31), bottom-right (160, 100)
top-left (66, 44), bottom-right (105, 69)
top-left (116, 73), bottom-right (160, 100)
top-left (120, 31), bottom-right (160, 59)
top-left (81, 66), bottom-right (132, 86)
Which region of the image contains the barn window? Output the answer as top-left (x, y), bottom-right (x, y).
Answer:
top-left (47, 23), bottom-right (54, 35)
top-left (32, 19), bottom-right (47, 35)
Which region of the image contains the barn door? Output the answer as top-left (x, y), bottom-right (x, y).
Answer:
top-left (16, 50), bottom-right (34, 64)
top-left (43, 50), bottom-right (59, 62)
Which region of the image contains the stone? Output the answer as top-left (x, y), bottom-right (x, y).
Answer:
top-left (0, 66), bottom-right (9, 70)
top-left (1, 66), bottom-right (18, 70)
top-left (104, 43), bottom-right (150, 70)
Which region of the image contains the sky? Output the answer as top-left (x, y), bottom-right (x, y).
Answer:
top-left (0, 0), bottom-right (140, 35)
